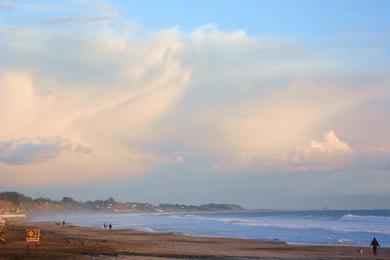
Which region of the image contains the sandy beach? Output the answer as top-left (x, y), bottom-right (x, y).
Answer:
top-left (0, 221), bottom-right (389, 259)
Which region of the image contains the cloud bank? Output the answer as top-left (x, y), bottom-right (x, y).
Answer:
top-left (215, 130), bottom-right (390, 173)
top-left (1, 2), bottom-right (390, 187)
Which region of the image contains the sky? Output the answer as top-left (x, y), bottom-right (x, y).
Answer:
top-left (1, 0), bottom-right (390, 209)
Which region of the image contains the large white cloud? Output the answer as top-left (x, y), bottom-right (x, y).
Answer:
top-left (0, 16), bottom-right (190, 185)
top-left (1, 2), bottom-right (390, 187)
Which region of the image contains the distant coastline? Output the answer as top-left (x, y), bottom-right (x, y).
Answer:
top-left (0, 191), bottom-right (245, 215)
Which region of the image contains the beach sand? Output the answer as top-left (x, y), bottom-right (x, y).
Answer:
top-left (0, 221), bottom-right (389, 259)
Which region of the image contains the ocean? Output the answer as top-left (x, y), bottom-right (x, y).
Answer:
top-left (33, 209), bottom-right (390, 246)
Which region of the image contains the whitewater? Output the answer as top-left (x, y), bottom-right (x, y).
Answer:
top-left (34, 209), bottom-right (390, 246)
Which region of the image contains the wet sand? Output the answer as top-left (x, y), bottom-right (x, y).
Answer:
top-left (0, 221), bottom-right (389, 259)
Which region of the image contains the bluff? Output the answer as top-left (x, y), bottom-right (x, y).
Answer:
top-left (0, 191), bottom-right (245, 214)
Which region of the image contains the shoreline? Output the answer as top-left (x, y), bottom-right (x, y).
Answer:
top-left (24, 215), bottom-right (384, 248)
top-left (0, 221), bottom-right (389, 259)
top-left (26, 222), bottom-right (378, 249)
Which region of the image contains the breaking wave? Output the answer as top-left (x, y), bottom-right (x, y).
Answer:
top-left (340, 214), bottom-right (390, 222)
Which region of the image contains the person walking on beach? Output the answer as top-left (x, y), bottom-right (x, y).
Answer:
top-left (370, 237), bottom-right (380, 256)
top-left (104, 223), bottom-right (107, 230)
top-left (109, 224), bottom-right (112, 231)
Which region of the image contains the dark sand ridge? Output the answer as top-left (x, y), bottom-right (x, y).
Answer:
top-left (0, 221), bottom-right (389, 259)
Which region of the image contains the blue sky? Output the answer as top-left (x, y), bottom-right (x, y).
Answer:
top-left (110, 0), bottom-right (390, 34)
top-left (3, 0), bottom-right (390, 34)
top-left (1, 1), bottom-right (390, 209)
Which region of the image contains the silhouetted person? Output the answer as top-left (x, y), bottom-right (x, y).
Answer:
top-left (370, 237), bottom-right (380, 256)
top-left (109, 224), bottom-right (112, 230)
top-left (104, 223), bottom-right (107, 230)
top-left (62, 220), bottom-right (65, 226)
